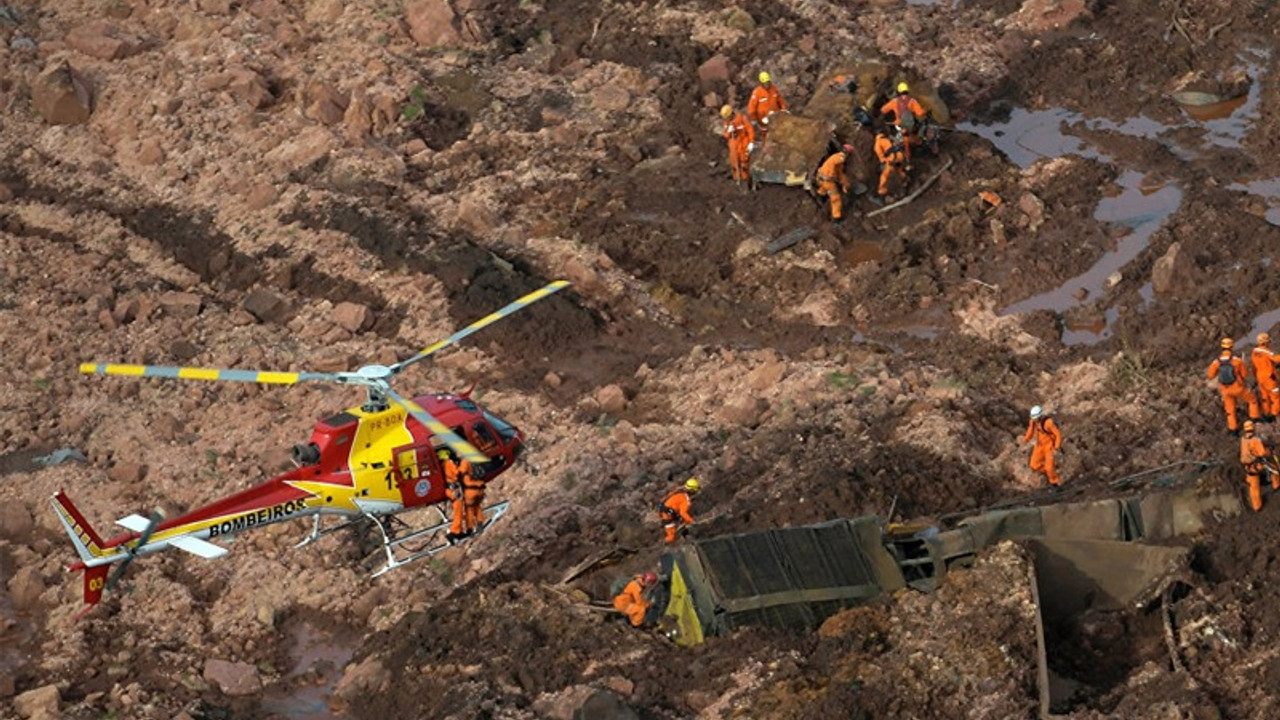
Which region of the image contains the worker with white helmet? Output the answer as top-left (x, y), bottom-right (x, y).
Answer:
top-left (1022, 405), bottom-right (1064, 488)
top-left (720, 104), bottom-right (755, 185)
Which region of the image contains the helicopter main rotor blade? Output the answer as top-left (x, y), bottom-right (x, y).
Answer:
top-left (80, 363), bottom-right (341, 386)
top-left (385, 387), bottom-right (488, 465)
top-left (392, 279), bottom-right (570, 375)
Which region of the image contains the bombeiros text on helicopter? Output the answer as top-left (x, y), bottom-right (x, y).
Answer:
top-left (51, 280), bottom-right (570, 616)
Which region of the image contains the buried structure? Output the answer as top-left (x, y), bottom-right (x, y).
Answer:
top-left (649, 464), bottom-right (1239, 717)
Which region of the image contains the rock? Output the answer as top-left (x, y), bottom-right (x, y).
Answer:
top-left (203, 659), bottom-right (262, 696)
top-left (683, 689), bottom-right (718, 713)
top-left (596, 384), bottom-right (627, 415)
top-left (601, 675), bottom-right (634, 697)
top-left (725, 7), bottom-right (756, 32)
top-left (455, 195), bottom-right (501, 236)
top-left (333, 657), bottom-right (389, 704)
top-left (304, 81), bottom-right (349, 125)
top-left (332, 301), bottom-right (374, 333)
top-left (31, 61), bottom-right (92, 125)
top-left (137, 138), bottom-right (165, 165)
top-left (1018, 192), bottom-right (1045, 232)
top-left (1008, 0), bottom-right (1092, 33)
top-left (718, 395), bottom-right (765, 427)
top-left (0, 502), bottom-right (33, 540)
top-left (613, 419), bottom-right (636, 445)
top-left (306, 0), bottom-right (345, 23)
top-left (244, 182), bottom-right (278, 210)
top-left (404, 0), bottom-right (461, 47)
top-left (990, 218), bottom-right (1006, 245)
top-left (169, 339), bottom-right (201, 362)
top-left (243, 288), bottom-right (291, 324)
top-left (13, 684), bottom-right (59, 720)
top-left (0, 671), bottom-right (13, 699)
top-left (108, 462), bottom-right (148, 484)
top-left (1152, 241), bottom-right (1195, 296)
top-left (157, 291), bottom-right (202, 319)
top-left (198, 0), bottom-right (234, 13)
top-left (746, 360), bottom-right (785, 391)
top-left (544, 372), bottom-right (562, 388)
top-left (579, 689), bottom-right (640, 720)
top-left (592, 85), bottom-right (630, 112)
top-left (227, 67), bottom-right (274, 110)
top-left (561, 258), bottom-right (603, 295)
top-left (65, 21), bottom-right (142, 60)
top-left (697, 54), bottom-right (732, 88)
top-left (7, 566), bottom-right (45, 610)
top-left (265, 126), bottom-right (336, 178)
top-left (1105, 271), bottom-right (1122, 288)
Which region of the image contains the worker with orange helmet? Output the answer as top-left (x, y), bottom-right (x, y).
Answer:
top-left (441, 448), bottom-right (474, 543)
top-left (871, 125), bottom-right (908, 205)
top-left (612, 571), bottom-right (659, 627)
top-left (1207, 337), bottom-right (1261, 435)
top-left (747, 71), bottom-right (788, 143)
top-left (815, 145), bottom-right (853, 223)
top-left (658, 477), bottom-right (701, 544)
top-left (720, 104), bottom-right (755, 184)
top-left (1240, 420), bottom-right (1276, 512)
top-left (880, 81), bottom-right (928, 165)
top-left (1022, 405), bottom-right (1064, 488)
top-left (1252, 332), bottom-right (1279, 421)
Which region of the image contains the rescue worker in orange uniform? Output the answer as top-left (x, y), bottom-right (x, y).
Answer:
top-left (880, 82), bottom-right (927, 166)
top-left (1240, 420), bottom-right (1275, 512)
top-left (747, 71), bottom-right (787, 144)
top-left (612, 571), bottom-right (657, 627)
top-left (1022, 405), bottom-right (1063, 487)
top-left (815, 145), bottom-right (853, 223)
top-left (872, 126), bottom-right (908, 205)
top-left (658, 477), bottom-right (700, 544)
top-left (1207, 337), bottom-right (1261, 435)
top-left (720, 104), bottom-right (755, 184)
top-left (441, 448), bottom-right (475, 543)
top-left (1252, 332), bottom-right (1280, 421)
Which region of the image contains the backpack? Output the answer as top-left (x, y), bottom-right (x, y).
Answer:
top-left (1218, 357), bottom-right (1237, 386)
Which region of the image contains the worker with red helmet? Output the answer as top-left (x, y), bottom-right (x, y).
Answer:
top-left (1252, 332), bottom-right (1280, 421)
top-left (613, 571), bottom-right (659, 627)
top-left (1208, 337), bottom-right (1260, 435)
top-left (1240, 420), bottom-right (1275, 512)
top-left (658, 478), bottom-right (701, 544)
top-left (720, 104), bottom-right (755, 184)
top-left (815, 145), bottom-right (853, 223)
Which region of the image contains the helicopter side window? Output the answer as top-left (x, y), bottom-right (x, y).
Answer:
top-left (483, 412), bottom-right (518, 442)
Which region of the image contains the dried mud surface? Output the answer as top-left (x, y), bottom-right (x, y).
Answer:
top-left (2, 0), bottom-right (1280, 718)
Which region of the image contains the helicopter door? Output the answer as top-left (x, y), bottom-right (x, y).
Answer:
top-left (392, 444), bottom-right (442, 508)
top-left (455, 421), bottom-right (506, 478)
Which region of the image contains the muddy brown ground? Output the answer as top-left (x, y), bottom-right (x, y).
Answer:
top-left (3, 0), bottom-right (1280, 718)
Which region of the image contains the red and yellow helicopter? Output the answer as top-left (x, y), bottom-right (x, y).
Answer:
top-left (52, 280), bottom-right (569, 615)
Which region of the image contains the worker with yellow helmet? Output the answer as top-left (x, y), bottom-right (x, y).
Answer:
top-left (719, 104), bottom-right (755, 184)
top-left (879, 80), bottom-right (928, 166)
top-left (747, 70), bottom-right (788, 143)
top-left (657, 477), bottom-right (702, 544)
top-left (1239, 419), bottom-right (1276, 511)
top-left (1207, 336), bottom-right (1261, 435)
top-left (1252, 331), bottom-right (1280, 421)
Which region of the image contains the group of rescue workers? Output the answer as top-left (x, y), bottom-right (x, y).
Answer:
top-left (719, 71), bottom-right (932, 222)
top-left (1208, 334), bottom-right (1280, 512)
top-left (439, 447), bottom-right (489, 544)
top-left (610, 477), bottom-right (703, 629)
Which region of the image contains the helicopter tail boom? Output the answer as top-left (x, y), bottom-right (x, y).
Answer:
top-left (51, 490), bottom-right (108, 563)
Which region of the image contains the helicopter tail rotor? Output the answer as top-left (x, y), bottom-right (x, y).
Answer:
top-left (106, 509), bottom-right (164, 593)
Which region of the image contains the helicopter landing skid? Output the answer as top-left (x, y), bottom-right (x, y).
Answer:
top-left (369, 500), bottom-right (511, 578)
top-left (293, 505), bottom-right (449, 550)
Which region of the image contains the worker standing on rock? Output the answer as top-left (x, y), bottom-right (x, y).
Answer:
top-left (816, 146), bottom-right (853, 224)
top-left (871, 126), bottom-right (908, 206)
top-left (880, 82), bottom-right (927, 167)
top-left (1240, 420), bottom-right (1276, 512)
top-left (1207, 337), bottom-right (1260, 436)
top-left (1022, 406), bottom-right (1063, 488)
top-left (442, 448), bottom-right (475, 543)
top-left (1252, 332), bottom-right (1279, 422)
top-left (613, 571), bottom-right (658, 627)
top-left (747, 71), bottom-right (787, 144)
top-left (720, 104), bottom-right (755, 185)
top-left (658, 478), bottom-right (700, 544)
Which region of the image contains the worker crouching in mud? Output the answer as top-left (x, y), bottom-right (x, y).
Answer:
top-left (612, 571), bottom-right (659, 627)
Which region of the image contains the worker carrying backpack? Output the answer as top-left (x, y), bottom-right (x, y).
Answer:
top-left (1218, 357), bottom-right (1237, 386)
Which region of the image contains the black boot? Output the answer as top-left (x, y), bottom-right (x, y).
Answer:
top-left (445, 532), bottom-right (460, 545)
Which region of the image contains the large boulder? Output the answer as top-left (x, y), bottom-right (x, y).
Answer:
top-left (203, 659), bottom-right (262, 696)
top-left (404, 0), bottom-right (460, 47)
top-left (13, 684), bottom-right (59, 720)
top-left (1151, 241), bottom-right (1195, 296)
top-left (65, 21), bottom-right (144, 60)
top-left (31, 61), bottom-right (92, 125)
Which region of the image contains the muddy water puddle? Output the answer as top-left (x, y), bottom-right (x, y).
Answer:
top-left (1231, 177), bottom-right (1280, 227)
top-left (258, 623), bottom-right (356, 720)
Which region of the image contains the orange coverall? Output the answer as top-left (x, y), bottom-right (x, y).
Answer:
top-left (747, 83), bottom-right (787, 140)
top-left (874, 133), bottom-right (907, 200)
top-left (1207, 352), bottom-right (1260, 432)
top-left (815, 151), bottom-right (850, 221)
top-left (1022, 416), bottom-right (1063, 486)
top-left (1240, 431), bottom-right (1274, 512)
top-left (658, 489), bottom-right (694, 544)
top-left (444, 457), bottom-right (475, 535)
top-left (1252, 345), bottom-right (1280, 418)
top-left (880, 94), bottom-right (927, 162)
top-left (723, 111), bottom-right (755, 183)
top-left (612, 577), bottom-right (650, 627)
